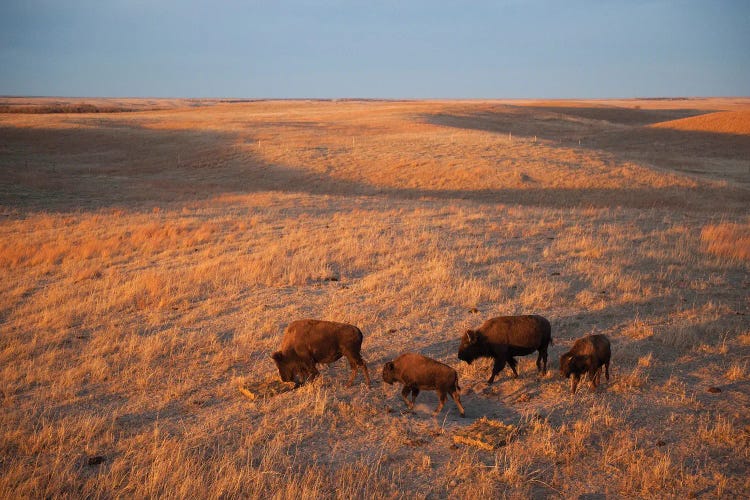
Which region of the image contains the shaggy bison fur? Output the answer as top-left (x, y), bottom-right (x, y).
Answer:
top-left (271, 319), bottom-right (371, 387)
top-left (382, 353), bottom-right (465, 417)
top-left (560, 334), bottom-right (611, 394)
top-left (458, 315), bottom-right (553, 384)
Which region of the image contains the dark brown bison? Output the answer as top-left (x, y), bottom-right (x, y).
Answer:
top-left (560, 334), bottom-right (611, 394)
top-left (271, 319), bottom-right (371, 387)
top-left (382, 353), bottom-right (465, 417)
top-left (458, 315), bottom-right (552, 384)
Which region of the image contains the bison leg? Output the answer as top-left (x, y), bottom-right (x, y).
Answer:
top-left (295, 363), bottom-right (319, 385)
top-left (450, 391), bottom-right (466, 418)
top-left (590, 367), bottom-right (601, 389)
top-left (345, 354), bottom-right (371, 387)
top-left (360, 360), bottom-right (372, 387)
top-left (410, 387), bottom-right (420, 404)
top-left (507, 357), bottom-right (519, 378)
top-left (434, 390), bottom-right (447, 415)
top-left (537, 348), bottom-right (548, 374)
top-left (345, 358), bottom-right (358, 387)
top-left (401, 385), bottom-right (414, 409)
top-left (604, 361), bottom-right (610, 381)
top-left (307, 364), bottom-right (320, 381)
top-left (488, 358), bottom-right (506, 384)
top-left (536, 351), bottom-right (542, 373)
top-left (571, 374), bottom-right (581, 394)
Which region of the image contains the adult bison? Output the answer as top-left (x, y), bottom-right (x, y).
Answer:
top-left (458, 315), bottom-right (552, 384)
top-left (271, 319), bottom-right (371, 387)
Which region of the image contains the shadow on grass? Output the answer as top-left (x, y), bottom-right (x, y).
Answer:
top-left (1, 116), bottom-right (747, 214)
top-left (421, 105), bottom-right (750, 188)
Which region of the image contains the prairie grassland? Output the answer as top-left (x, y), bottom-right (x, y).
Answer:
top-left (1, 98), bottom-right (749, 498)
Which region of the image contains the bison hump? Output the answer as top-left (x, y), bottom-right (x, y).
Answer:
top-left (480, 315), bottom-right (550, 347)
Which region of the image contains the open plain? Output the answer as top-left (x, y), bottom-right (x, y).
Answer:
top-left (1, 97), bottom-right (749, 498)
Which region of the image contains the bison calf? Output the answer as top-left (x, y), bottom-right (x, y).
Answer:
top-left (458, 315), bottom-right (552, 384)
top-left (382, 353), bottom-right (465, 417)
top-left (271, 319), bottom-right (371, 387)
top-left (560, 334), bottom-right (611, 394)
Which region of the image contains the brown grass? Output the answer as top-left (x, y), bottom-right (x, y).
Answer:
top-left (1, 97), bottom-right (749, 497)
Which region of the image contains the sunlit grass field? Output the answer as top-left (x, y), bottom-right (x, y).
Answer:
top-left (1, 97), bottom-right (748, 497)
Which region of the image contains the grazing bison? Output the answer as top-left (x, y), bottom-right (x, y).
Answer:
top-left (559, 334), bottom-right (611, 394)
top-left (458, 315), bottom-right (552, 384)
top-left (382, 353), bottom-right (465, 417)
top-left (271, 319), bottom-right (371, 387)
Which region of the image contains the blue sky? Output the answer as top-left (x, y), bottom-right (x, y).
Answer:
top-left (1, 0), bottom-right (748, 98)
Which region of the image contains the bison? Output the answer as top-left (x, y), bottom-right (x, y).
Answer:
top-left (458, 315), bottom-right (552, 384)
top-left (382, 353), bottom-right (465, 417)
top-left (559, 334), bottom-right (611, 394)
top-left (271, 319), bottom-right (371, 387)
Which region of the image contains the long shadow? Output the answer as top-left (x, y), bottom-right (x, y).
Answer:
top-left (423, 277), bottom-right (749, 383)
top-left (510, 105), bottom-right (710, 126)
top-left (422, 296), bottom-right (750, 439)
top-left (1, 118), bottom-right (747, 214)
top-left (0, 122), bottom-right (369, 212)
top-left (423, 104), bottom-right (723, 139)
top-left (422, 105), bottom-right (750, 188)
top-left (551, 298), bottom-right (748, 397)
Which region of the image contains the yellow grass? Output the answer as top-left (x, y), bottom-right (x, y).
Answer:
top-left (700, 221), bottom-right (750, 261)
top-left (1, 97), bottom-right (749, 497)
top-left (651, 110), bottom-right (750, 135)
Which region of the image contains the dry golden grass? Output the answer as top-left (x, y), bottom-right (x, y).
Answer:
top-left (651, 110), bottom-right (750, 135)
top-left (700, 221), bottom-right (750, 262)
top-left (1, 98), bottom-right (749, 497)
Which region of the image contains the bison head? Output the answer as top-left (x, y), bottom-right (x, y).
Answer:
top-left (559, 353), bottom-right (573, 378)
top-left (271, 351), bottom-right (307, 385)
top-left (458, 329), bottom-right (483, 363)
top-left (382, 361), bottom-right (396, 384)
top-left (560, 353), bottom-right (587, 378)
